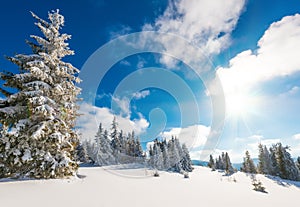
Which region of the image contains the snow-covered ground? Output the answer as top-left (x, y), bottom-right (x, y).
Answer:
top-left (0, 165), bottom-right (299, 207)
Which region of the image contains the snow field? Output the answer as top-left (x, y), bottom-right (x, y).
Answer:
top-left (0, 166), bottom-right (299, 207)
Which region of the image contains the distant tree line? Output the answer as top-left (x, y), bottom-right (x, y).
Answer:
top-left (207, 142), bottom-right (300, 181)
top-left (77, 117), bottom-right (145, 165)
top-left (208, 152), bottom-right (235, 175)
top-left (77, 117), bottom-right (193, 173)
top-left (149, 137), bottom-right (193, 173)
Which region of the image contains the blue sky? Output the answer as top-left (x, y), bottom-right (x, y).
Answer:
top-left (1, 0), bottom-right (300, 162)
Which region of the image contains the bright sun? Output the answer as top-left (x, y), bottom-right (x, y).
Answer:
top-left (226, 93), bottom-right (255, 117)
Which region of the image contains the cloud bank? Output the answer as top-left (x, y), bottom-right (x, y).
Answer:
top-left (77, 102), bottom-right (149, 141)
top-left (217, 14), bottom-right (300, 95)
top-left (143, 0), bottom-right (246, 68)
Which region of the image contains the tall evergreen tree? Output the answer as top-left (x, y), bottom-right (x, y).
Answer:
top-left (241, 150), bottom-right (257, 174)
top-left (168, 137), bottom-right (181, 172)
top-left (296, 156), bottom-right (300, 171)
top-left (215, 156), bottom-right (221, 170)
top-left (162, 142), bottom-right (171, 170)
top-left (208, 154), bottom-right (215, 170)
top-left (275, 143), bottom-right (288, 179)
top-left (276, 143), bottom-right (299, 181)
top-left (94, 125), bottom-right (115, 166)
top-left (258, 143), bottom-right (267, 174)
top-left (257, 144), bottom-right (272, 174)
top-left (224, 152), bottom-right (234, 174)
top-left (110, 117), bottom-right (121, 161)
top-left (0, 10), bottom-right (81, 178)
top-left (152, 142), bottom-right (164, 170)
top-left (148, 145), bottom-right (154, 167)
top-left (181, 144), bottom-right (193, 172)
top-left (76, 141), bottom-right (90, 163)
top-left (269, 146), bottom-right (279, 176)
top-left (134, 138), bottom-right (144, 158)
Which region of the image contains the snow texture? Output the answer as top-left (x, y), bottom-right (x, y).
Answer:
top-left (0, 166), bottom-right (299, 207)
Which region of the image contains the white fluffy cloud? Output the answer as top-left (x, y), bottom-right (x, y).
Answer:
top-left (160, 124), bottom-right (210, 149)
top-left (217, 14), bottom-right (300, 95)
top-left (132, 90), bottom-right (150, 99)
top-left (76, 102), bottom-right (149, 141)
top-left (110, 90), bottom-right (150, 118)
top-left (144, 0), bottom-right (245, 68)
top-left (293, 133), bottom-right (300, 140)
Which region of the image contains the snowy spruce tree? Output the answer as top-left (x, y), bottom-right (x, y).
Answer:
top-left (256, 143), bottom-right (299, 181)
top-left (94, 124), bottom-right (115, 166)
top-left (269, 146), bottom-right (279, 176)
top-left (212, 152), bottom-right (234, 174)
top-left (257, 144), bottom-right (272, 174)
top-left (168, 137), bottom-right (182, 172)
top-left (148, 138), bottom-right (192, 173)
top-left (180, 143), bottom-right (193, 172)
top-left (110, 117), bottom-right (122, 161)
top-left (76, 141), bottom-right (90, 163)
top-left (241, 150), bottom-right (256, 174)
top-left (162, 142), bottom-right (171, 170)
top-left (152, 141), bottom-right (164, 170)
top-left (275, 143), bottom-right (300, 181)
top-left (208, 154), bottom-right (215, 170)
top-left (224, 152), bottom-right (234, 175)
top-left (296, 156), bottom-right (300, 171)
top-left (0, 10), bottom-right (81, 178)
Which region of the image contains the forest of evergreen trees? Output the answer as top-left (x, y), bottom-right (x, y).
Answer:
top-left (208, 152), bottom-right (235, 175)
top-left (77, 117), bottom-right (193, 174)
top-left (208, 143), bottom-right (300, 181)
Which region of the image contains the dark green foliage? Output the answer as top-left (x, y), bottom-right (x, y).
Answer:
top-left (208, 154), bottom-right (215, 170)
top-left (252, 178), bottom-right (267, 193)
top-left (241, 150), bottom-right (257, 174)
top-left (257, 143), bottom-right (300, 181)
top-left (296, 157), bottom-right (300, 171)
top-left (211, 152), bottom-right (234, 175)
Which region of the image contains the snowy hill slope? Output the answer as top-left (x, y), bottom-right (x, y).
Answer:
top-left (0, 166), bottom-right (299, 207)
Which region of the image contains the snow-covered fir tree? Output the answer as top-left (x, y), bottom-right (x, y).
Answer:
top-left (241, 150), bottom-right (257, 174)
top-left (257, 143), bottom-right (272, 174)
top-left (224, 152), bottom-right (234, 175)
top-left (256, 143), bottom-right (300, 181)
top-left (162, 142), bottom-right (171, 170)
top-left (152, 141), bottom-right (164, 170)
top-left (82, 118), bottom-right (144, 165)
top-left (296, 156), bottom-right (300, 171)
top-left (94, 124), bottom-right (115, 166)
top-left (0, 10), bottom-right (81, 178)
top-left (216, 153), bottom-right (226, 170)
top-left (110, 117), bottom-right (122, 160)
top-left (180, 144), bottom-right (193, 172)
top-left (215, 155), bottom-right (222, 170)
top-left (148, 137), bottom-right (193, 173)
top-left (208, 154), bottom-right (215, 170)
top-left (275, 143), bottom-right (299, 181)
top-left (167, 137), bottom-right (182, 172)
top-left (76, 141), bottom-right (90, 163)
top-left (269, 146), bottom-right (279, 176)
top-left (212, 152), bottom-right (234, 174)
